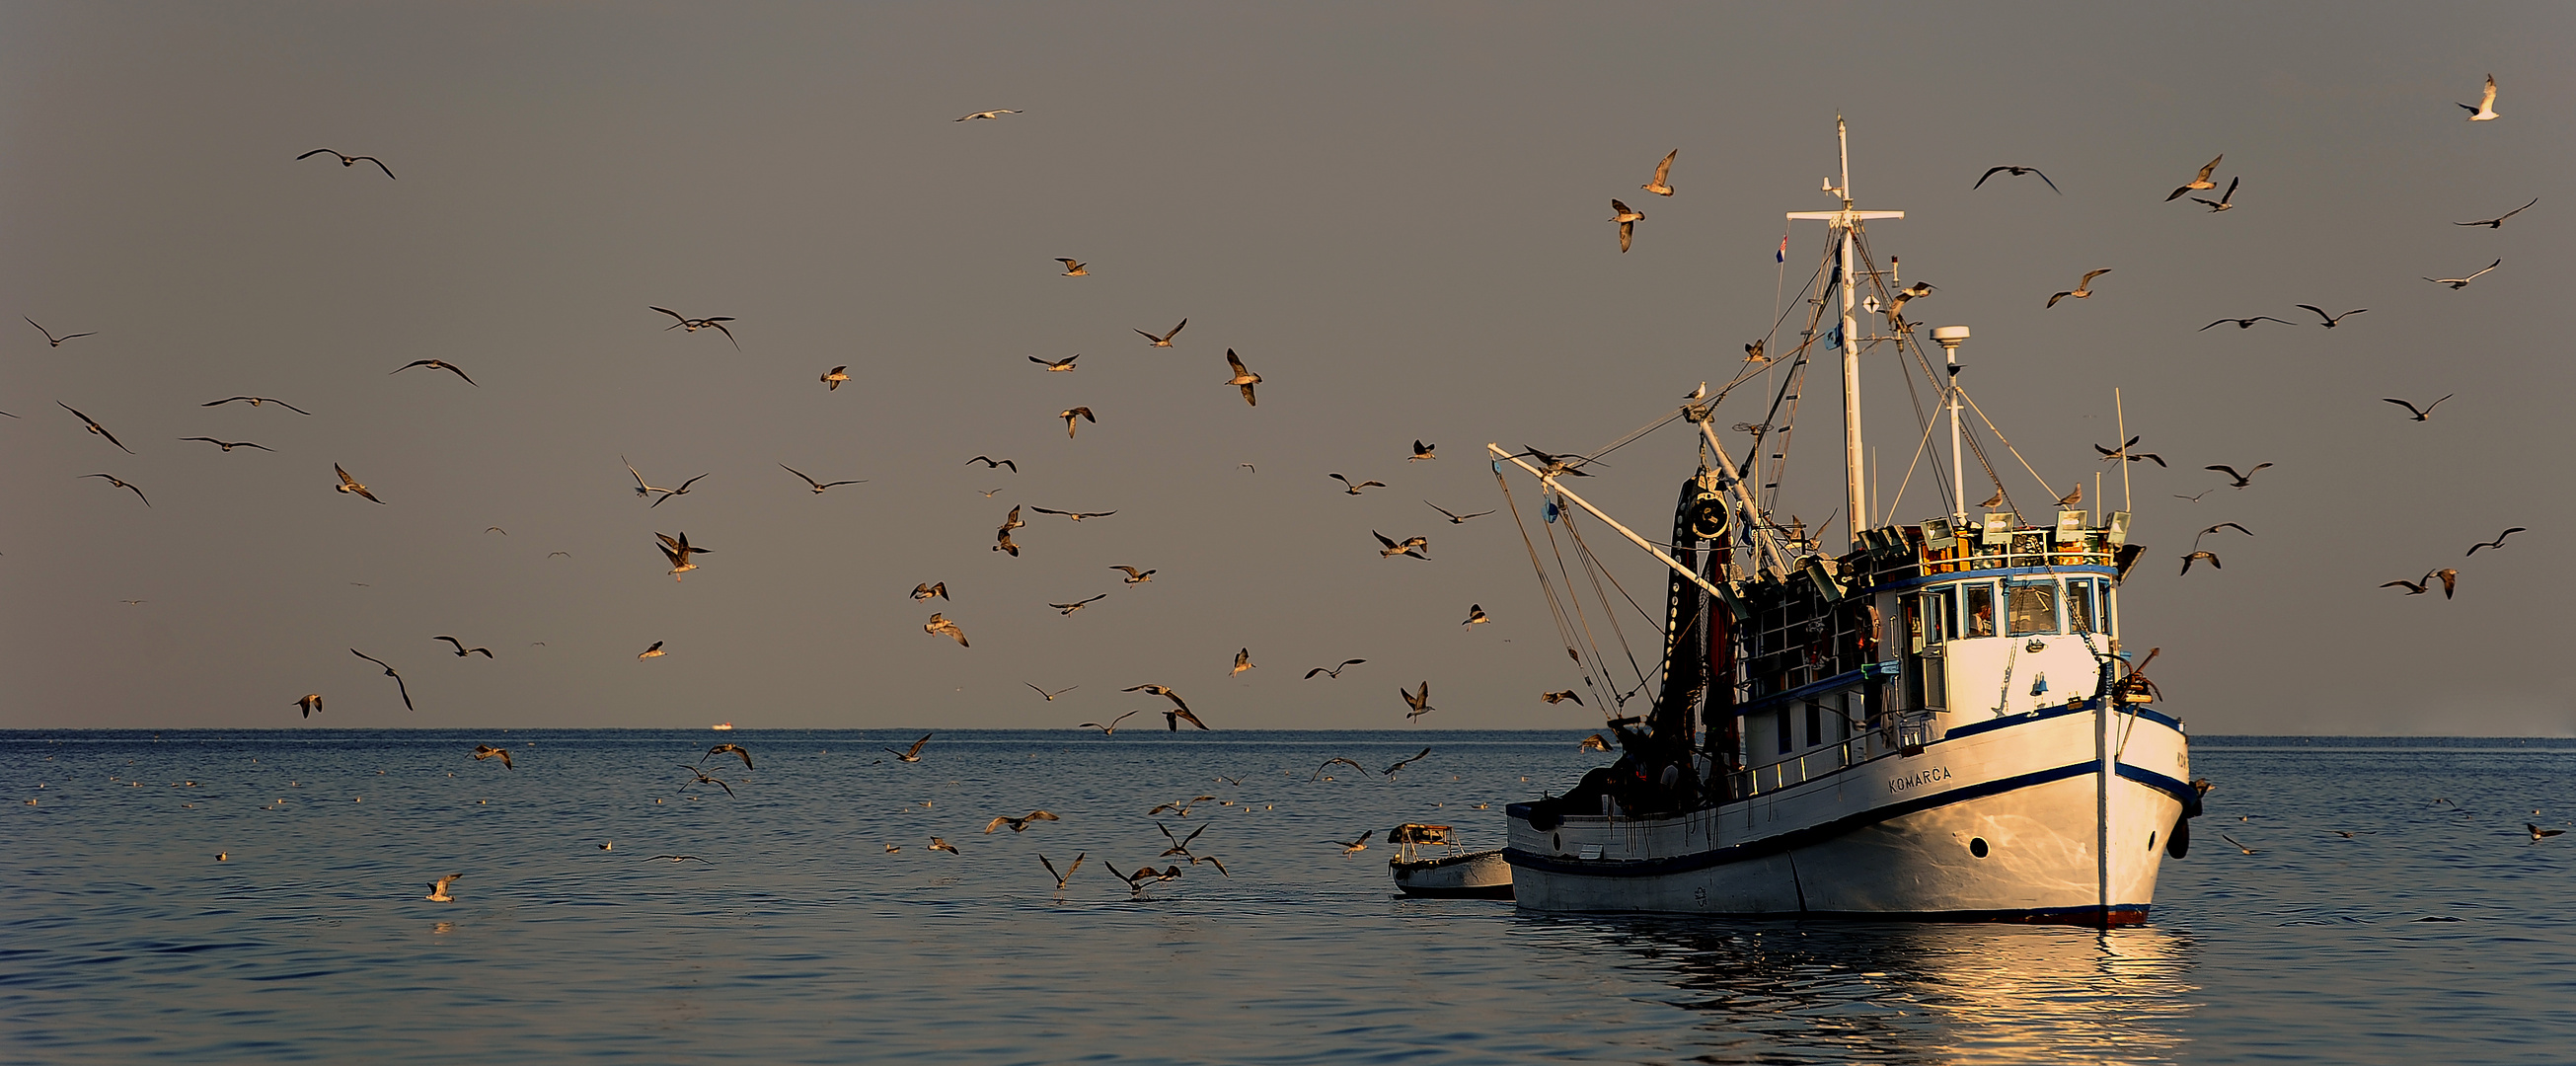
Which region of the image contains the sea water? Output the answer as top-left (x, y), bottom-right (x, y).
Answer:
top-left (4, 730), bottom-right (2570, 1064)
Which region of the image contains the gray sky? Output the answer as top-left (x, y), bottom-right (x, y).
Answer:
top-left (5, 3), bottom-right (2568, 733)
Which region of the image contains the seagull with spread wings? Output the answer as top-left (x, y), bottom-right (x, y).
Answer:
top-left (1305, 658), bottom-right (1367, 679)
top-left (1383, 747), bottom-right (1432, 779)
top-left (180, 437), bottom-right (272, 452)
top-left (1135, 319), bottom-right (1186, 347)
top-left (2456, 197), bottom-right (2537, 229)
top-left (79, 473), bottom-right (149, 506)
top-left (1400, 682), bottom-right (1434, 721)
top-left (2206, 463), bottom-right (2271, 489)
top-left (1374, 531), bottom-right (1429, 560)
top-left (1222, 349), bottom-right (1260, 406)
top-left (1025, 683), bottom-right (1076, 702)
top-left (1610, 198), bottom-right (1644, 253)
top-left (433, 636), bottom-right (493, 658)
top-left (656, 531), bottom-right (711, 578)
top-left (1409, 440), bottom-right (1437, 462)
top-left (955, 109), bottom-right (1020, 121)
top-left (2383, 396), bottom-right (2453, 422)
top-left (2466, 528), bottom-right (2526, 556)
top-left (298, 148), bottom-right (395, 178)
top-left (821, 365), bottom-right (850, 390)
top-left (334, 463), bottom-right (385, 503)
top-left (648, 306), bottom-right (739, 348)
top-left (1640, 149), bottom-right (1677, 195)
top-left (1030, 505), bottom-right (1115, 521)
top-left (1079, 710), bottom-right (1141, 734)
top-left (1029, 354), bottom-right (1079, 371)
top-left (2423, 260), bottom-right (2500, 289)
top-left (1330, 473), bottom-right (1385, 495)
top-left (965, 455), bottom-right (1018, 473)
top-left (392, 359), bottom-right (477, 386)
top-left (1109, 566), bottom-right (1155, 584)
top-left (1050, 593), bottom-right (1107, 616)
top-left (1975, 165), bottom-right (2060, 193)
top-left (705, 743), bottom-right (753, 769)
top-left (1053, 258), bottom-right (1087, 276)
top-left (2295, 305), bottom-right (2367, 328)
top-left (781, 464), bottom-right (866, 494)
top-left (470, 745), bottom-right (513, 770)
top-left (925, 614), bottom-right (968, 647)
top-left (1426, 500), bottom-right (1495, 523)
top-left (2048, 269), bottom-right (2111, 308)
top-left (884, 733), bottom-right (933, 762)
top-left (2192, 176), bottom-right (2239, 212)
top-left (2201, 316), bottom-right (2293, 331)
top-left (203, 395), bottom-right (311, 414)
top-left (1059, 407), bottom-right (1095, 438)
top-left (26, 318), bottom-right (95, 346)
top-left (2460, 73), bottom-right (2500, 121)
top-left (2166, 154), bottom-right (2222, 201)
top-left (350, 648), bottom-right (414, 711)
top-left (58, 403), bottom-right (132, 453)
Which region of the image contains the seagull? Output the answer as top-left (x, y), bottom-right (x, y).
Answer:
top-left (2424, 260), bottom-right (2500, 289)
top-left (1223, 349), bottom-right (1261, 406)
top-left (2383, 396), bottom-right (2453, 421)
top-left (2206, 463), bottom-right (2271, 489)
top-left (2429, 568), bottom-right (2459, 598)
top-left (2381, 575), bottom-right (2430, 596)
top-left (1030, 506), bottom-right (1115, 521)
top-left (485, 527), bottom-right (505, 535)
top-left (648, 306), bottom-right (739, 348)
top-left (1327, 830), bottom-right (1374, 856)
top-left (1109, 566), bottom-right (1155, 584)
top-left (1383, 748), bottom-right (1432, 780)
top-left (1743, 339), bottom-right (1768, 363)
top-left (1050, 594), bottom-right (1107, 616)
top-left (2219, 833), bottom-right (2256, 856)
top-left (1123, 684), bottom-right (1192, 715)
top-left (332, 463), bottom-right (385, 503)
top-left (1304, 659), bottom-right (1366, 679)
top-left (1079, 710), bottom-right (1142, 734)
top-left (1136, 320), bottom-right (1186, 347)
top-left (622, 457), bottom-right (676, 500)
top-left (1579, 733), bottom-right (1611, 751)
top-left (470, 744), bottom-right (513, 770)
top-left (1542, 690), bottom-right (1582, 705)
top-left (637, 641), bottom-right (665, 658)
top-left (2192, 523), bottom-right (2252, 551)
top-left (1026, 683), bottom-right (1077, 702)
top-left (26, 318), bottom-right (96, 346)
top-left (2166, 155), bottom-right (2223, 201)
top-left (1230, 648), bottom-right (1255, 676)
top-left (646, 472), bottom-right (708, 508)
top-left (2192, 176), bottom-right (2240, 212)
top-left (821, 365), bottom-right (850, 390)
top-left (2093, 436), bottom-right (2164, 466)
top-left (1148, 795), bottom-right (1216, 817)
top-left (298, 148), bottom-right (396, 178)
top-left (1979, 490), bottom-right (2004, 508)
top-left (1462, 605), bottom-right (1489, 626)
top-left (294, 694), bottom-right (323, 718)
top-left (2295, 305), bottom-right (2368, 328)
top-left (58, 403), bottom-right (132, 453)
top-left (424, 874), bottom-right (460, 902)
top-left (2175, 491), bottom-right (2214, 503)
top-left (2530, 823), bottom-right (2565, 841)
top-left (1000, 504), bottom-right (1024, 532)
top-left (2200, 316), bottom-right (2293, 331)
top-left (1028, 354), bottom-right (1079, 371)
top-left (885, 734), bottom-right (932, 762)
top-left (2179, 551), bottom-right (2221, 575)
top-left (1639, 148), bottom-right (1677, 195)
top-left (1313, 756), bottom-right (1368, 780)
top-left (1400, 681), bottom-right (1434, 721)
top-left (2456, 197), bottom-right (2537, 228)
top-left (2460, 74), bottom-right (2499, 121)
top-left (1059, 407), bottom-right (1095, 438)
top-left (1974, 165), bottom-right (2060, 193)
top-left (2057, 485), bottom-right (2083, 506)
top-left (1187, 854), bottom-right (1231, 877)
top-left (1426, 501), bottom-right (1494, 523)
top-left (1156, 821), bottom-right (1210, 858)
top-left (1105, 862), bottom-right (1180, 893)
top-left (1409, 440), bottom-right (1437, 462)
top-left (433, 636), bottom-right (493, 658)
top-left (1330, 474), bottom-right (1385, 495)
top-left (781, 464), bottom-right (866, 494)
top-left (391, 359), bottom-right (477, 386)
top-left (2047, 269), bottom-right (2111, 308)
top-left (955, 110), bottom-right (1020, 121)
top-left (1886, 281), bottom-right (1935, 325)
top-left (1038, 853), bottom-right (1086, 892)
top-left (993, 529), bottom-right (1021, 557)
top-left (1373, 531), bottom-right (1429, 560)
top-left (925, 614), bottom-right (968, 647)
top-left (1516, 445), bottom-right (1597, 477)
top-left (202, 396), bottom-right (311, 414)
top-left (2466, 528), bottom-right (2526, 556)
top-left (78, 473), bottom-right (150, 506)
top-left (655, 531), bottom-right (711, 578)
top-left (1610, 198), bottom-right (1644, 253)
top-left (350, 648), bottom-right (414, 711)
top-left (1054, 258), bottom-right (1088, 276)
top-left (913, 581), bottom-right (948, 600)
top-left (965, 456), bottom-right (1018, 473)
top-left (677, 765), bottom-right (733, 797)
top-left (704, 743), bottom-right (753, 770)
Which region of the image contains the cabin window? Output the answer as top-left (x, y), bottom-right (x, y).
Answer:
top-left (1925, 589), bottom-right (1952, 644)
top-left (2008, 582), bottom-right (2058, 635)
top-left (1963, 583), bottom-right (1996, 638)
top-left (2067, 579), bottom-right (2099, 633)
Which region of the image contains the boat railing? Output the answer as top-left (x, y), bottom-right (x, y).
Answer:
top-left (1732, 734), bottom-right (1867, 798)
top-left (1919, 529), bottom-right (2116, 574)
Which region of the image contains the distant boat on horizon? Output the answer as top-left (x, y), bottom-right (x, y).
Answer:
top-left (711, 722), bottom-right (734, 731)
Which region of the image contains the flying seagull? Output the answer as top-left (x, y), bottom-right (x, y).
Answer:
top-left (1327, 830), bottom-right (1374, 856)
top-left (884, 733), bottom-right (932, 762)
top-left (470, 744), bottom-right (513, 770)
top-left (925, 613), bottom-right (968, 647)
top-left (965, 455), bottom-right (1018, 473)
top-left (2191, 523), bottom-right (2252, 551)
top-left (1409, 440), bottom-right (1437, 462)
top-left (987, 810), bottom-right (1059, 834)
top-left (1222, 349), bottom-right (1260, 407)
top-left (1383, 747), bottom-right (1432, 779)
top-left (1059, 407), bottom-right (1095, 438)
top-left (1974, 165), bottom-right (2060, 193)
top-left (1305, 659), bottom-right (1366, 679)
top-left (202, 396), bottom-right (311, 414)
top-left (655, 531), bottom-right (711, 578)
top-left (2166, 155), bottom-right (2223, 201)
top-left (1640, 149), bottom-right (1677, 196)
top-left (350, 648), bottom-right (414, 711)
top-left (646, 472), bottom-right (708, 507)
top-left (26, 318), bottom-right (95, 346)
top-left (2465, 528), bottom-right (2526, 556)
top-left (781, 464), bottom-right (866, 494)
top-left (1050, 593), bottom-right (1107, 615)
top-left (334, 463), bottom-right (385, 503)
top-left (1230, 647), bottom-right (1255, 676)
top-left (1610, 198), bottom-right (1644, 253)
top-left (2207, 463), bottom-right (2272, 489)
top-left (1426, 500), bottom-right (1495, 523)
top-left (2455, 197), bottom-right (2537, 229)
top-left (1373, 531), bottom-right (1429, 560)
top-left (179, 437), bottom-right (272, 452)
top-left (2423, 260), bottom-right (2500, 289)
top-left (623, 456), bottom-right (676, 500)
top-left (912, 581), bottom-right (948, 600)
top-left (821, 365), bottom-right (850, 390)
top-left (637, 641), bottom-right (665, 659)
top-left (1109, 566), bottom-right (1155, 584)
top-left (58, 403), bottom-right (132, 453)
top-left (1330, 474), bottom-right (1385, 495)
top-left (392, 359), bottom-right (477, 386)
top-left (2192, 176), bottom-right (2239, 212)
top-left (1542, 689), bottom-right (1582, 705)
top-left (2094, 436), bottom-right (2164, 467)
top-left (1054, 258), bottom-right (1088, 276)
top-left (1136, 320), bottom-right (1186, 347)
top-left (424, 874), bottom-right (460, 902)
top-left (298, 148), bottom-right (395, 178)
top-left (1029, 354), bottom-right (1079, 371)
top-left (1400, 681), bottom-right (1434, 721)
top-left (955, 110), bottom-right (1020, 121)
top-left (1462, 605), bottom-right (1489, 626)
top-left (78, 473), bottom-right (150, 506)
top-left (2047, 269), bottom-right (2111, 308)
top-left (2460, 74), bottom-right (2499, 121)
top-left (677, 765), bottom-right (732, 797)
top-left (2201, 316), bottom-right (2293, 331)
top-left (704, 743), bottom-right (753, 769)
top-left (294, 694), bottom-right (322, 718)
top-left (648, 306), bottom-right (739, 348)
top-left (1030, 506), bottom-right (1114, 521)
top-left (433, 636), bottom-right (493, 658)
top-left (2383, 396), bottom-right (2453, 421)
top-left (1079, 710), bottom-right (1141, 734)
top-left (2179, 551), bottom-right (2221, 576)
top-left (1038, 853), bottom-right (1086, 892)
top-left (2295, 305), bottom-right (2367, 328)
top-left (1026, 683), bottom-right (1077, 702)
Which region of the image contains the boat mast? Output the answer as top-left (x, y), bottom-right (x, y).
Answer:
top-left (1788, 116), bottom-right (1901, 554)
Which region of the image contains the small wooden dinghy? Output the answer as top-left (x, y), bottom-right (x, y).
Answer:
top-left (1389, 823), bottom-right (1512, 899)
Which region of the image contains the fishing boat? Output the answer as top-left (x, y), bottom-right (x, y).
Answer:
top-left (1388, 823), bottom-right (1513, 899)
top-left (1489, 119), bottom-right (2199, 926)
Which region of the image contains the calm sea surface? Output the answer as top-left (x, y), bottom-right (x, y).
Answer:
top-left (5, 730), bottom-right (2571, 1064)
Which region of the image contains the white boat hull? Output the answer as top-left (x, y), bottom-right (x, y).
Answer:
top-left (1505, 704), bottom-right (2193, 924)
top-left (1392, 850), bottom-right (1514, 899)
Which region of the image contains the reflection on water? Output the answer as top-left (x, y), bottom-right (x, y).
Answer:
top-left (1515, 915), bottom-right (2196, 1064)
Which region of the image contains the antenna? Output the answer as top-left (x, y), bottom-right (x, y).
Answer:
top-left (1787, 116), bottom-right (1903, 553)
top-left (1932, 326), bottom-right (1971, 519)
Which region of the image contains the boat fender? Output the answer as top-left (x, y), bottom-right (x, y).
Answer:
top-left (2165, 817), bottom-right (2191, 859)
